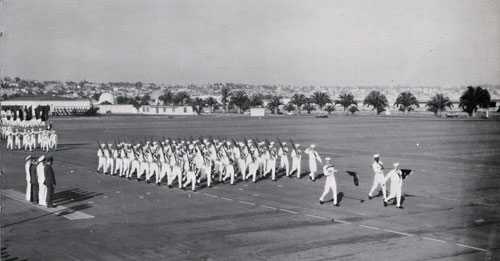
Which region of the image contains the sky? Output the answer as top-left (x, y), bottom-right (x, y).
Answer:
top-left (1, 0), bottom-right (500, 86)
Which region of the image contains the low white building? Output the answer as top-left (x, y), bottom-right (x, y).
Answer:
top-left (250, 107), bottom-right (265, 116)
top-left (97, 104), bottom-right (196, 115)
top-left (98, 104), bottom-right (138, 114)
top-left (140, 105), bottom-right (196, 115)
top-left (1, 96), bottom-right (92, 114)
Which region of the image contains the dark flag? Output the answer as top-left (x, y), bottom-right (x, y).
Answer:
top-left (346, 171), bottom-right (359, 186)
top-left (401, 169), bottom-right (413, 180)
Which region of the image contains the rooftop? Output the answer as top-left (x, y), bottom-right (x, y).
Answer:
top-left (4, 95), bottom-right (89, 101)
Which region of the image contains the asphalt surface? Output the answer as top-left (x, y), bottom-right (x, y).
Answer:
top-left (1, 115), bottom-right (499, 260)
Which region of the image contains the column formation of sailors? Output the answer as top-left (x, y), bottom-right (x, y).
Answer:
top-left (2, 126), bottom-right (58, 152)
top-left (96, 138), bottom-right (411, 208)
top-left (1, 118), bottom-right (46, 128)
top-left (97, 137), bottom-right (312, 192)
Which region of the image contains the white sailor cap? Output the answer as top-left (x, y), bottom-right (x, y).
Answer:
top-left (373, 154), bottom-right (380, 158)
top-left (26, 155), bottom-right (32, 161)
top-left (38, 155), bottom-right (45, 162)
top-left (296, 144), bottom-right (300, 147)
top-left (393, 163), bottom-right (399, 167)
top-left (325, 157), bottom-right (331, 161)
top-left (247, 140), bottom-right (252, 143)
top-left (310, 144), bottom-right (315, 148)
top-left (270, 141), bottom-right (274, 145)
top-left (101, 144), bottom-right (105, 146)
top-left (108, 144), bottom-right (113, 146)
top-left (282, 142), bottom-right (286, 145)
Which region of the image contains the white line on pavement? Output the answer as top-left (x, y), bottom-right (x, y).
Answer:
top-left (221, 197), bottom-right (233, 201)
top-left (279, 209), bottom-right (298, 214)
top-left (238, 200), bottom-right (256, 206)
top-left (455, 244), bottom-right (487, 252)
top-left (334, 219), bottom-right (351, 224)
top-left (422, 237), bottom-right (447, 243)
top-left (203, 193), bottom-right (218, 198)
top-left (304, 214), bottom-right (327, 220)
top-left (356, 212), bottom-right (367, 216)
top-left (2, 189), bottom-right (94, 220)
top-left (260, 205), bottom-right (277, 210)
top-left (383, 229), bottom-right (414, 237)
top-left (358, 224), bottom-right (379, 230)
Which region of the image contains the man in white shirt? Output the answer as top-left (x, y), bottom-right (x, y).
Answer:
top-left (319, 158), bottom-right (339, 206)
top-left (368, 154), bottom-right (387, 203)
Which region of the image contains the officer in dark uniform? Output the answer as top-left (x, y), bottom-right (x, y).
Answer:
top-left (44, 156), bottom-right (56, 208)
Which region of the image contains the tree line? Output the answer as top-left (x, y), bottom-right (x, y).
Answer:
top-left (107, 86), bottom-right (494, 117)
top-left (108, 86), bottom-right (491, 116)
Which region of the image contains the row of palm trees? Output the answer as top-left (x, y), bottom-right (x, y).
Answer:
top-left (120, 86), bottom-right (492, 117)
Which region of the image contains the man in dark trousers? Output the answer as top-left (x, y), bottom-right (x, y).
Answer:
top-left (30, 157), bottom-right (39, 204)
top-left (43, 156), bottom-right (56, 208)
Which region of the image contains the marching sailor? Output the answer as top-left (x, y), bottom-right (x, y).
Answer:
top-left (278, 142), bottom-right (290, 177)
top-left (291, 144), bottom-right (302, 178)
top-left (384, 163), bottom-right (404, 209)
top-left (368, 154), bottom-right (387, 202)
top-left (305, 144), bottom-right (322, 181)
top-left (319, 157), bottom-right (339, 206)
top-left (97, 144), bottom-right (107, 173)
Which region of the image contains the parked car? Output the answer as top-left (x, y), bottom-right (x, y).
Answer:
top-left (315, 112), bottom-right (328, 118)
top-left (446, 113), bottom-right (459, 118)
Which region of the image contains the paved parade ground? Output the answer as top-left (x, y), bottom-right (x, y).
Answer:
top-left (1, 115), bottom-right (499, 260)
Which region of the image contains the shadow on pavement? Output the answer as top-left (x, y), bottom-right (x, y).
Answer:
top-left (53, 188), bottom-right (103, 205)
top-left (1, 244), bottom-right (28, 261)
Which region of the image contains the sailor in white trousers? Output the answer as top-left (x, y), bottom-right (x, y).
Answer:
top-left (37, 156), bottom-right (47, 206)
top-left (368, 154), bottom-right (387, 201)
top-left (384, 163), bottom-right (404, 209)
top-left (319, 158), bottom-right (339, 206)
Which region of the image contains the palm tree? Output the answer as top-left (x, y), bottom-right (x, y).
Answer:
top-left (324, 104), bottom-right (335, 114)
top-left (221, 87), bottom-right (232, 113)
top-left (189, 97), bottom-right (205, 115)
top-left (266, 96), bottom-right (283, 114)
top-left (348, 105), bottom-right (359, 115)
top-left (248, 93), bottom-right (264, 107)
top-left (426, 93), bottom-right (453, 117)
top-left (394, 91), bottom-right (419, 115)
top-left (459, 86), bottom-right (491, 117)
top-left (363, 90), bottom-right (388, 115)
top-left (158, 90), bottom-right (174, 105)
top-left (140, 95), bottom-right (151, 105)
top-left (335, 92), bottom-right (357, 115)
top-left (284, 103), bottom-right (295, 113)
top-left (302, 99), bottom-right (316, 114)
top-left (290, 93), bottom-right (306, 114)
top-left (229, 91), bottom-right (249, 114)
top-left (205, 96), bottom-right (219, 113)
top-left (173, 91), bottom-right (190, 106)
top-left (311, 91), bottom-right (331, 111)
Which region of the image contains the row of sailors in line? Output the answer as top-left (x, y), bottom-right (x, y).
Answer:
top-left (97, 139), bottom-right (323, 191)
top-left (2, 127), bottom-right (58, 152)
top-left (1, 118), bottom-right (47, 128)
